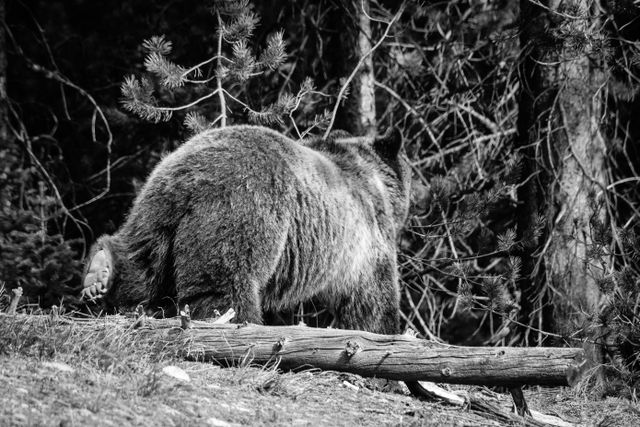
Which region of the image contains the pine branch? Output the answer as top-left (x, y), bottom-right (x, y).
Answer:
top-left (259, 30), bottom-right (286, 70)
top-left (229, 39), bottom-right (256, 81)
top-left (142, 35), bottom-right (173, 55)
top-left (299, 109), bottom-right (331, 138)
top-left (184, 112), bottom-right (210, 135)
top-left (123, 0), bottom-right (291, 130)
top-left (214, 0), bottom-right (251, 16)
top-left (144, 52), bottom-right (187, 88)
top-left (497, 228), bottom-right (518, 252)
top-left (248, 93), bottom-right (296, 125)
top-left (120, 75), bottom-right (172, 122)
top-left (508, 256), bottom-right (522, 284)
top-left (220, 11), bottom-right (259, 42)
top-left (481, 276), bottom-right (510, 313)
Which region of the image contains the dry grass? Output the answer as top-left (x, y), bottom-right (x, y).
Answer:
top-left (1, 313), bottom-right (640, 426)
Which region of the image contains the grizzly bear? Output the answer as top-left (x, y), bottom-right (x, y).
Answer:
top-left (82, 125), bottom-right (411, 335)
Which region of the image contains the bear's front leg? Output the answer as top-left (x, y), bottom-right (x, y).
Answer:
top-left (177, 281), bottom-right (264, 323)
top-left (332, 258), bottom-right (401, 335)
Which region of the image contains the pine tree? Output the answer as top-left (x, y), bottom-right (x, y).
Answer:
top-left (120, 0), bottom-right (322, 135)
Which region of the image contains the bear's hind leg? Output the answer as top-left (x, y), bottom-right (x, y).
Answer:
top-left (180, 286), bottom-right (261, 322)
top-left (176, 252), bottom-right (268, 324)
top-left (172, 206), bottom-right (287, 323)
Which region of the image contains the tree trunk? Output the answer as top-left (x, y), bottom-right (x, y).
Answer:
top-left (0, 0), bottom-right (6, 139)
top-left (352, 0), bottom-right (376, 136)
top-left (516, 1), bottom-right (605, 342)
top-left (546, 30), bottom-right (606, 332)
top-left (327, 0), bottom-right (377, 136)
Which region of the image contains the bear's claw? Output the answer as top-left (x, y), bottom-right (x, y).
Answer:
top-left (81, 279), bottom-right (108, 301)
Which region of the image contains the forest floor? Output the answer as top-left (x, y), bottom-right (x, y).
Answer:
top-left (1, 313), bottom-right (639, 426)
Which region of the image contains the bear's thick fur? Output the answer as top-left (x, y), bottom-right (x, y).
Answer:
top-left (82, 125), bottom-right (411, 334)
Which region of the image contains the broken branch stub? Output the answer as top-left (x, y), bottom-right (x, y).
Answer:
top-left (180, 305), bottom-right (192, 330)
top-left (7, 287), bottom-right (23, 315)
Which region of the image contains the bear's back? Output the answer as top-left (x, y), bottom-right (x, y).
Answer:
top-left (125, 126), bottom-right (365, 236)
top-left (150, 126), bottom-right (303, 180)
top-left (142, 126), bottom-right (355, 207)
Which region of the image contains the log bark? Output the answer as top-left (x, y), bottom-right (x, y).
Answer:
top-left (142, 320), bottom-right (585, 387)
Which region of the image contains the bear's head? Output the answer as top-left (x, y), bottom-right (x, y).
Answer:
top-left (371, 129), bottom-right (412, 228)
top-left (305, 128), bottom-right (412, 231)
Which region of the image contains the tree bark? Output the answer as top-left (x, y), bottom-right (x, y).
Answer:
top-left (0, 0), bottom-right (6, 138)
top-left (327, 0), bottom-right (377, 136)
top-left (352, 0), bottom-right (376, 136)
top-left (516, 0), bottom-right (552, 342)
top-left (132, 319), bottom-right (585, 387)
top-left (517, 1), bottom-right (605, 341)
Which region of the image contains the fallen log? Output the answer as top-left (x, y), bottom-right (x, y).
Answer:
top-left (143, 317), bottom-right (585, 387)
top-left (1, 310), bottom-right (582, 426)
top-left (0, 309), bottom-right (585, 387)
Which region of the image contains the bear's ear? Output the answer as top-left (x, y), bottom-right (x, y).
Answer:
top-left (372, 128), bottom-right (403, 158)
top-left (81, 237), bottom-right (114, 301)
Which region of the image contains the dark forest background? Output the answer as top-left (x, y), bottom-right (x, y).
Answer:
top-left (2, 0), bottom-right (640, 388)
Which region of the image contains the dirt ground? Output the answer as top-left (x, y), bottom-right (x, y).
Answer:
top-left (1, 313), bottom-right (639, 426)
top-left (0, 356), bottom-right (489, 426)
top-left (1, 355), bottom-right (639, 427)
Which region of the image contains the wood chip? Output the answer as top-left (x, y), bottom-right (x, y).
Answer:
top-left (162, 365), bottom-right (191, 382)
